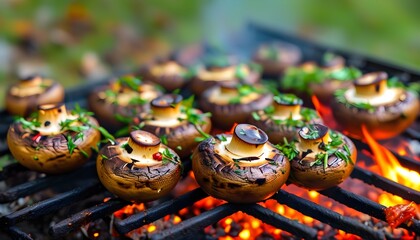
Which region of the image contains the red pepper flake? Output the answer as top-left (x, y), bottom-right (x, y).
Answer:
top-left (31, 133), bottom-right (41, 142)
top-left (384, 202), bottom-right (418, 228)
top-left (152, 152), bottom-right (162, 161)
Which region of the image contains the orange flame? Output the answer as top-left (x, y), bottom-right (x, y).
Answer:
top-left (361, 125), bottom-right (420, 206)
top-left (311, 95), bottom-right (337, 129)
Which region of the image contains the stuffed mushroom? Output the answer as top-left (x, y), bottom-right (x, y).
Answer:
top-left (331, 71), bottom-right (419, 139)
top-left (7, 103), bottom-right (101, 174)
top-left (192, 123), bottom-right (290, 203)
top-left (199, 83), bottom-right (272, 130)
top-left (281, 54), bottom-right (361, 105)
top-left (189, 56), bottom-right (261, 95)
top-left (97, 130), bottom-right (182, 202)
top-left (5, 75), bottom-right (65, 116)
top-left (133, 94), bottom-right (212, 158)
top-left (253, 42), bottom-right (301, 77)
top-left (88, 75), bottom-right (162, 132)
top-left (141, 56), bottom-right (191, 91)
top-left (248, 93), bottom-right (323, 144)
top-left (277, 123), bottom-right (356, 190)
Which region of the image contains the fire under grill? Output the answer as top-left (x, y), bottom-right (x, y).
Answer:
top-left (0, 23), bottom-right (420, 240)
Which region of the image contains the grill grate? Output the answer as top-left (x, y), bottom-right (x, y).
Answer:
top-left (0, 23), bottom-right (419, 240)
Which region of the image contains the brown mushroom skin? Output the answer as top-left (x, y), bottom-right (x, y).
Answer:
top-left (7, 117), bottom-right (100, 174)
top-left (288, 134), bottom-right (357, 190)
top-left (189, 66), bottom-right (260, 96)
top-left (96, 137), bottom-right (182, 202)
top-left (309, 79), bottom-right (353, 105)
top-left (253, 42), bottom-right (302, 76)
top-left (136, 115), bottom-right (212, 159)
top-left (6, 79), bottom-right (65, 117)
top-left (199, 86), bottom-right (273, 130)
top-left (248, 108), bottom-right (323, 144)
top-left (192, 135), bottom-right (290, 203)
top-left (141, 61), bottom-right (189, 92)
top-left (331, 91), bottom-right (419, 140)
top-left (88, 83), bottom-right (161, 133)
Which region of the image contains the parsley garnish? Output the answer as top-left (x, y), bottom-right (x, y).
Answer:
top-left (335, 89), bottom-right (375, 112)
top-left (275, 138), bottom-right (299, 160)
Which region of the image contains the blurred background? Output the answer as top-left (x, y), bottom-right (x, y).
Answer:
top-left (1, 0), bottom-right (419, 107)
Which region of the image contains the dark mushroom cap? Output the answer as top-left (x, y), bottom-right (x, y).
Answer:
top-left (192, 125), bottom-right (290, 203)
top-left (189, 61), bottom-right (261, 96)
top-left (5, 75), bottom-right (65, 116)
top-left (88, 77), bottom-right (162, 133)
top-left (331, 73), bottom-right (419, 139)
top-left (135, 94), bottom-right (211, 158)
top-left (96, 133), bottom-right (181, 202)
top-left (142, 58), bottom-right (190, 91)
top-left (199, 84), bottom-right (272, 130)
top-left (253, 42), bottom-right (302, 76)
top-left (7, 106), bottom-right (100, 174)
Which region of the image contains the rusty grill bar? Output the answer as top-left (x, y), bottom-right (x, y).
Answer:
top-left (0, 23), bottom-right (419, 239)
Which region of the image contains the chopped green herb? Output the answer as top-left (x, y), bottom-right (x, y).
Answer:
top-left (251, 112), bottom-right (261, 121)
top-left (216, 135), bottom-right (227, 142)
top-left (160, 135), bottom-right (168, 145)
top-left (101, 154), bottom-right (109, 160)
top-left (275, 138), bottom-right (299, 160)
top-left (66, 135), bottom-right (77, 155)
top-left (273, 93), bottom-right (302, 105)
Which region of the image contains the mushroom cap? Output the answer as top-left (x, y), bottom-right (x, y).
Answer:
top-left (309, 79), bottom-right (353, 105)
top-left (88, 82), bottom-right (161, 133)
top-left (248, 107), bottom-right (323, 144)
top-left (5, 76), bottom-right (65, 117)
top-left (96, 137), bottom-right (181, 202)
top-left (199, 85), bottom-right (273, 130)
top-left (288, 133), bottom-right (357, 190)
top-left (141, 59), bottom-right (190, 91)
top-left (7, 116), bottom-right (100, 174)
top-left (189, 64), bottom-right (261, 96)
top-left (192, 135), bottom-right (290, 203)
top-left (253, 42), bottom-right (302, 76)
top-left (138, 113), bottom-right (212, 158)
top-left (331, 89), bottom-right (419, 140)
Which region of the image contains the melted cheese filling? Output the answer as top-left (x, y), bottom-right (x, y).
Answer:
top-left (207, 88), bottom-right (260, 105)
top-left (150, 62), bottom-right (186, 77)
top-left (144, 113), bottom-right (187, 127)
top-left (197, 65), bottom-right (250, 81)
top-left (118, 141), bottom-right (163, 167)
top-left (214, 136), bottom-right (272, 167)
top-left (345, 87), bottom-right (402, 107)
top-left (10, 79), bottom-right (53, 97)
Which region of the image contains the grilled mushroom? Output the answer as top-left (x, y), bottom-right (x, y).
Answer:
top-left (189, 56), bottom-right (260, 95)
top-left (248, 93), bottom-right (323, 144)
top-left (199, 83), bottom-right (272, 130)
top-left (192, 124), bottom-right (290, 203)
top-left (97, 130), bottom-right (182, 202)
top-left (7, 103), bottom-right (100, 174)
top-left (133, 94), bottom-right (211, 158)
top-left (88, 75), bottom-right (162, 132)
top-left (253, 42), bottom-right (302, 76)
top-left (331, 72), bottom-right (420, 139)
top-left (142, 57), bottom-right (190, 91)
top-left (5, 75), bottom-right (65, 116)
top-left (281, 54), bottom-right (361, 104)
top-left (277, 124), bottom-right (356, 190)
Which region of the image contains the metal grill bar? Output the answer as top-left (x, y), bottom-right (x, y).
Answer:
top-left (0, 161), bottom-right (96, 203)
top-left (241, 204), bottom-right (318, 240)
top-left (0, 163), bottom-right (27, 181)
top-left (318, 186), bottom-right (420, 235)
top-left (115, 188), bottom-right (208, 234)
top-left (274, 190), bottom-right (385, 240)
top-left (150, 203), bottom-right (238, 240)
top-left (50, 198), bottom-right (128, 238)
top-left (0, 180), bottom-right (102, 226)
top-left (351, 167), bottom-right (420, 203)
top-left (4, 226), bottom-right (33, 240)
